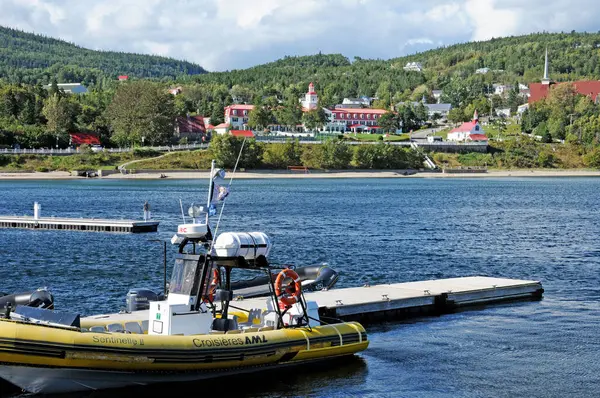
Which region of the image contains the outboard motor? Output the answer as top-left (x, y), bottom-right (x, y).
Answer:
top-left (126, 288), bottom-right (163, 312)
top-left (0, 288), bottom-right (54, 311)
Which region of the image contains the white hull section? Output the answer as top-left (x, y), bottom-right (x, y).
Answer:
top-left (0, 357), bottom-right (340, 394)
top-left (0, 364), bottom-right (249, 394)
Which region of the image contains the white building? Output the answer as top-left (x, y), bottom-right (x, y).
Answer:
top-left (396, 102), bottom-right (452, 119)
top-left (475, 67), bottom-right (491, 74)
top-left (403, 62), bottom-right (423, 72)
top-left (342, 97), bottom-right (371, 107)
top-left (495, 108), bottom-right (511, 118)
top-left (447, 111), bottom-right (488, 142)
top-left (432, 90), bottom-right (443, 103)
top-left (300, 83), bottom-right (318, 110)
top-left (224, 104), bottom-right (255, 129)
top-left (517, 103), bottom-right (530, 114)
top-left (43, 83), bottom-right (88, 94)
top-left (493, 84), bottom-right (513, 96)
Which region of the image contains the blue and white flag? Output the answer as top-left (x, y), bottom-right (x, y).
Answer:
top-left (208, 204), bottom-right (217, 216)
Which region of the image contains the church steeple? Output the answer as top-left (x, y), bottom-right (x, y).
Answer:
top-left (542, 47), bottom-right (551, 85)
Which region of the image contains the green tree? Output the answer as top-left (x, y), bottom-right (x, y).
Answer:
top-left (378, 111), bottom-right (400, 133)
top-left (248, 106), bottom-right (274, 131)
top-left (210, 101), bottom-right (224, 125)
top-left (302, 107), bottom-right (327, 131)
top-left (105, 81), bottom-right (176, 146)
top-left (261, 139), bottom-right (302, 168)
top-left (42, 93), bottom-right (73, 134)
top-left (209, 134), bottom-right (263, 169)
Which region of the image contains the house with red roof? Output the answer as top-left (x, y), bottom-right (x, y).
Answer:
top-left (118, 75), bottom-right (128, 81)
top-left (175, 115), bottom-right (206, 141)
top-left (447, 111), bottom-right (488, 143)
top-left (224, 104), bottom-right (255, 129)
top-left (69, 132), bottom-right (101, 147)
top-left (230, 130), bottom-right (255, 138)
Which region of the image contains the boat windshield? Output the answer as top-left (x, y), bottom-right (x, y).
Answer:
top-left (169, 257), bottom-right (201, 295)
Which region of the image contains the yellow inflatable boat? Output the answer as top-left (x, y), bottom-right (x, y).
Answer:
top-left (0, 162), bottom-right (369, 394)
top-left (0, 238), bottom-right (368, 394)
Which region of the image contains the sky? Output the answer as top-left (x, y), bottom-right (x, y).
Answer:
top-left (1, 0), bottom-right (599, 72)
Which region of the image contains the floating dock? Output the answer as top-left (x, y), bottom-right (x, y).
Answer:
top-left (230, 276), bottom-right (543, 324)
top-left (0, 201), bottom-right (159, 233)
top-left (0, 215), bottom-right (159, 233)
top-left (83, 276), bottom-right (543, 326)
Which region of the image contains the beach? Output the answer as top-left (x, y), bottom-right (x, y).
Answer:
top-left (2, 169), bottom-right (600, 180)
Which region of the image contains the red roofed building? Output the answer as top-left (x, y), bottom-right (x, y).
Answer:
top-left (230, 130), bottom-right (254, 138)
top-left (118, 75), bottom-right (128, 81)
top-left (529, 48), bottom-right (600, 104)
top-left (175, 115), bottom-right (206, 140)
top-left (529, 81), bottom-right (600, 104)
top-left (69, 133), bottom-right (101, 146)
top-left (301, 82), bottom-right (319, 110)
top-left (447, 111), bottom-right (488, 142)
top-left (224, 104), bottom-right (255, 129)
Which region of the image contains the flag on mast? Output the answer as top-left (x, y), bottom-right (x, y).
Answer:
top-left (208, 167), bottom-right (228, 216)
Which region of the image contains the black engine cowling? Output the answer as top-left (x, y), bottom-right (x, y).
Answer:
top-left (126, 288), bottom-right (164, 312)
top-left (0, 288), bottom-right (54, 311)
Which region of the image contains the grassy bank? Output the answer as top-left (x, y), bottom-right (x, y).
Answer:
top-left (1, 137), bottom-right (599, 172)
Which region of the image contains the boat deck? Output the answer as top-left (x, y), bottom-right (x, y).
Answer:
top-left (82, 276), bottom-right (543, 326)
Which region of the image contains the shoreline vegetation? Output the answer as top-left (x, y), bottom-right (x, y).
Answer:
top-left (3, 169), bottom-right (600, 180)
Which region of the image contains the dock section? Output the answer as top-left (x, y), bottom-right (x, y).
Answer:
top-left (231, 276), bottom-right (544, 324)
top-left (81, 276), bottom-right (543, 327)
top-left (0, 201), bottom-right (159, 233)
top-left (0, 215), bottom-right (158, 233)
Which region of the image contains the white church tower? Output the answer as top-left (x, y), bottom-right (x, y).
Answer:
top-left (301, 82), bottom-right (318, 110)
top-left (542, 47), bottom-right (551, 85)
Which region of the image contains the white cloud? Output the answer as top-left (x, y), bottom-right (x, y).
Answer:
top-left (0, 0), bottom-right (599, 71)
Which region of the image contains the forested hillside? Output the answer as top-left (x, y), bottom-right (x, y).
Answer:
top-left (0, 26), bottom-right (206, 85)
top-left (188, 32), bottom-right (600, 108)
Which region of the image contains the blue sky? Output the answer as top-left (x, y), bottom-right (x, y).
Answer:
top-left (1, 0), bottom-right (599, 71)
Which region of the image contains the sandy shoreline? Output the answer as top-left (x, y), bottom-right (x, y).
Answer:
top-left (2, 169), bottom-right (600, 180)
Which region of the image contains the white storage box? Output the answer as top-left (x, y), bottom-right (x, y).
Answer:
top-left (213, 232), bottom-right (272, 260)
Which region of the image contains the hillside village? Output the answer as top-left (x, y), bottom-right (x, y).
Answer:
top-left (3, 30), bottom-right (600, 172)
top-left (46, 49), bottom-right (561, 148)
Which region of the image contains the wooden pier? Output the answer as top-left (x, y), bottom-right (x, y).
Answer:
top-left (230, 276), bottom-right (544, 324)
top-left (0, 215), bottom-right (159, 233)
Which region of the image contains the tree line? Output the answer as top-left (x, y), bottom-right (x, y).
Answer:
top-left (0, 26), bottom-right (206, 85)
top-left (209, 135), bottom-right (424, 170)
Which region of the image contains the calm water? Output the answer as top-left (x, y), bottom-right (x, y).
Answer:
top-left (1, 177), bottom-right (599, 397)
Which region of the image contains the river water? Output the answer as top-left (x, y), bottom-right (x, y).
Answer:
top-left (0, 177), bottom-right (599, 397)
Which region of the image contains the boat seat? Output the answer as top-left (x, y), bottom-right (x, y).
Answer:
top-left (226, 329), bottom-right (242, 334)
top-left (107, 323), bottom-right (126, 332)
top-left (242, 327), bottom-right (259, 333)
top-left (90, 326), bottom-right (106, 333)
top-left (238, 308), bottom-right (263, 328)
top-left (124, 322), bottom-right (143, 334)
top-left (210, 330), bottom-right (225, 334)
top-left (212, 317), bottom-right (239, 332)
top-left (258, 326), bottom-right (274, 331)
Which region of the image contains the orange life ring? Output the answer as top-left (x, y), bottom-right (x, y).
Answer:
top-left (205, 268), bottom-right (219, 302)
top-left (275, 268), bottom-right (302, 309)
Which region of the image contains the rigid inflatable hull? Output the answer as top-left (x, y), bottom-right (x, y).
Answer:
top-left (0, 321), bottom-right (368, 394)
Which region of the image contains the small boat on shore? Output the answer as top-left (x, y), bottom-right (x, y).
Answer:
top-left (0, 160), bottom-right (368, 395)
